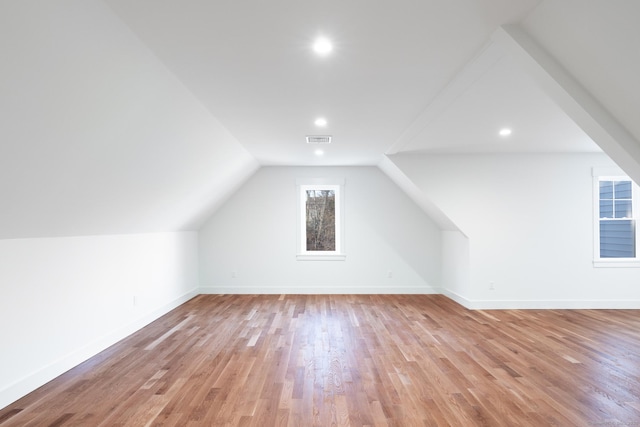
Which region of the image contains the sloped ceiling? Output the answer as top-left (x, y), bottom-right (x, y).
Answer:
top-left (523, 0), bottom-right (640, 147)
top-left (388, 40), bottom-right (601, 154)
top-left (0, 1), bottom-right (258, 238)
top-left (2, 0), bottom-right (639, 239)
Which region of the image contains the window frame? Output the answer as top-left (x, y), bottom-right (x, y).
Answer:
top-left (592, 169), bottom-right (640, 268)
top-left (296, 179), bottom-right (346, 261)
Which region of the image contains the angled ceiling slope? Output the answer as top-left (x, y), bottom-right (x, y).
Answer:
top-left (387, 36), bottom-right (600, 155)
top-left (522, 0), bottom-right (640, 160)
top-left (492, 25), bottom-right (640, 185)
top-left (0, 1), bottom-right (258, 239)
top-left (387, 0), bottom-right (640, 181)
top-left (384, 14), bottom-right (640, 230)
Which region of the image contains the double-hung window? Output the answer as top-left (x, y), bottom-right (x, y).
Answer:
top-left (593, 170), bottom-right (640, 266)
top-left (296, 179), bottom-right (345, 260)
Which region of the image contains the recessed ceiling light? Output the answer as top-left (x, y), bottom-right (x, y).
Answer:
top-left (314, 117), bottom-right (327, 127)
top-left (499, 128), bottom-right (512, 137)
top-left (313, 37), bottom-right (333, 56)
top-left (314, 149), bottom-right (324, 156)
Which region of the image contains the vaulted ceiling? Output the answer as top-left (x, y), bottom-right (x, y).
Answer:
top-left (1, 0), bottom-right (639, 238)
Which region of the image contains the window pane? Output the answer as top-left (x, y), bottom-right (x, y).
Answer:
top-left (600, 220), bottom-right (636, 258)
top-left (599, 181), bottom-right (613, 199)
top-left (614, 181), bottom-right (632, 199)
top-left (599, 199), bottom-right (613, 218)
top-left (614, 200), bottom-right (633, 218)
top-left (306, 189), bottom-right (336, 251)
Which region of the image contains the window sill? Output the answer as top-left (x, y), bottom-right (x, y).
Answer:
top-left (593, 259), bottom-right (640, 268)
top-left (297, 254), bottom-right (346, 261)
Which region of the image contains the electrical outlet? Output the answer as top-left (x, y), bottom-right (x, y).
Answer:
top-left (232, 271), bottom-right (237, 278)
top-left (489, 281), bottom-right (495, 290)
top-left (387, 271), bottom-right (393, 278)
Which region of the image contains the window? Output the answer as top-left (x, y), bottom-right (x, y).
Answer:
top-left (593, 170), bottom-right (640, 267)
top-left (305, 187), bottom-right (337, 251)
top-left (297, 180), bottom-right (345, 260)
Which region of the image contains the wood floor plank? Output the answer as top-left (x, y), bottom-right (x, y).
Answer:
top-left (2, 294), bottom-right (640, 426)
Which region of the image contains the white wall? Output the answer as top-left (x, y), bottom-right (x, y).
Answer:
top-left (391, 152), bottom-right (640, 308)
top-left (441, 230), bottom-right (471, 298)
top-left (0, 232), bottom-right (199, 409)
top-left (199, 166), bottom-right (441, 293)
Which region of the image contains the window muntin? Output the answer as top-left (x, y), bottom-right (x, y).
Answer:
top-left (599, 179), bottom-right (635, 258)
top-left (594, 174), bottom-right (639, 265)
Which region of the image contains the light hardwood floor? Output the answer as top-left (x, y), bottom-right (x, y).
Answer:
top-left (1, 294), bottom-right (639, 426)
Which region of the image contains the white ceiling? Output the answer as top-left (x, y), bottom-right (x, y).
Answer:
top-left (4, 0), bottom-right (633, 239)
top-left (391, 42), bottom-right (601, 154)
top-left (0, 1), bottom-right (258, 238)
top-left (102, 0), bottom-right (590, 165)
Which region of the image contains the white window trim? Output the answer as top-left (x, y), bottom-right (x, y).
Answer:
top-left (592, 168), bottom-right (640, 268)
top-left (296, 178), bottom-right (346, 261)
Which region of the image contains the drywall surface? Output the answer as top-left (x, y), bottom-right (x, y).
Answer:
top-left (441, 230), bottom-right (471, 302)
top-left (392, 152), bottom-right (640, 308)
top-left (199, 166), bottom-right (441, 293)
top-left (0, 232), bottom-right (198, 409)
top-left (523, 0), bottom-right (640, 155)
top-left (0, 0), bottom-right (258, 239)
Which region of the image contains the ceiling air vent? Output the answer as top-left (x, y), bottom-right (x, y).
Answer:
top-left (306, 135), bottom-right (332, 144)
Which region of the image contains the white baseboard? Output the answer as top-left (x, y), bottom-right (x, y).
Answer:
top-left (0, 288), bottom-right (198, 410)
top-left (198, 285), bottom-right (440, 295)
top-left (440, 288), bottom-right (640, 309)
top-left (439, 288), bottom-right (472, 308)
top-left (469, 299), bottom-right (640, 310)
